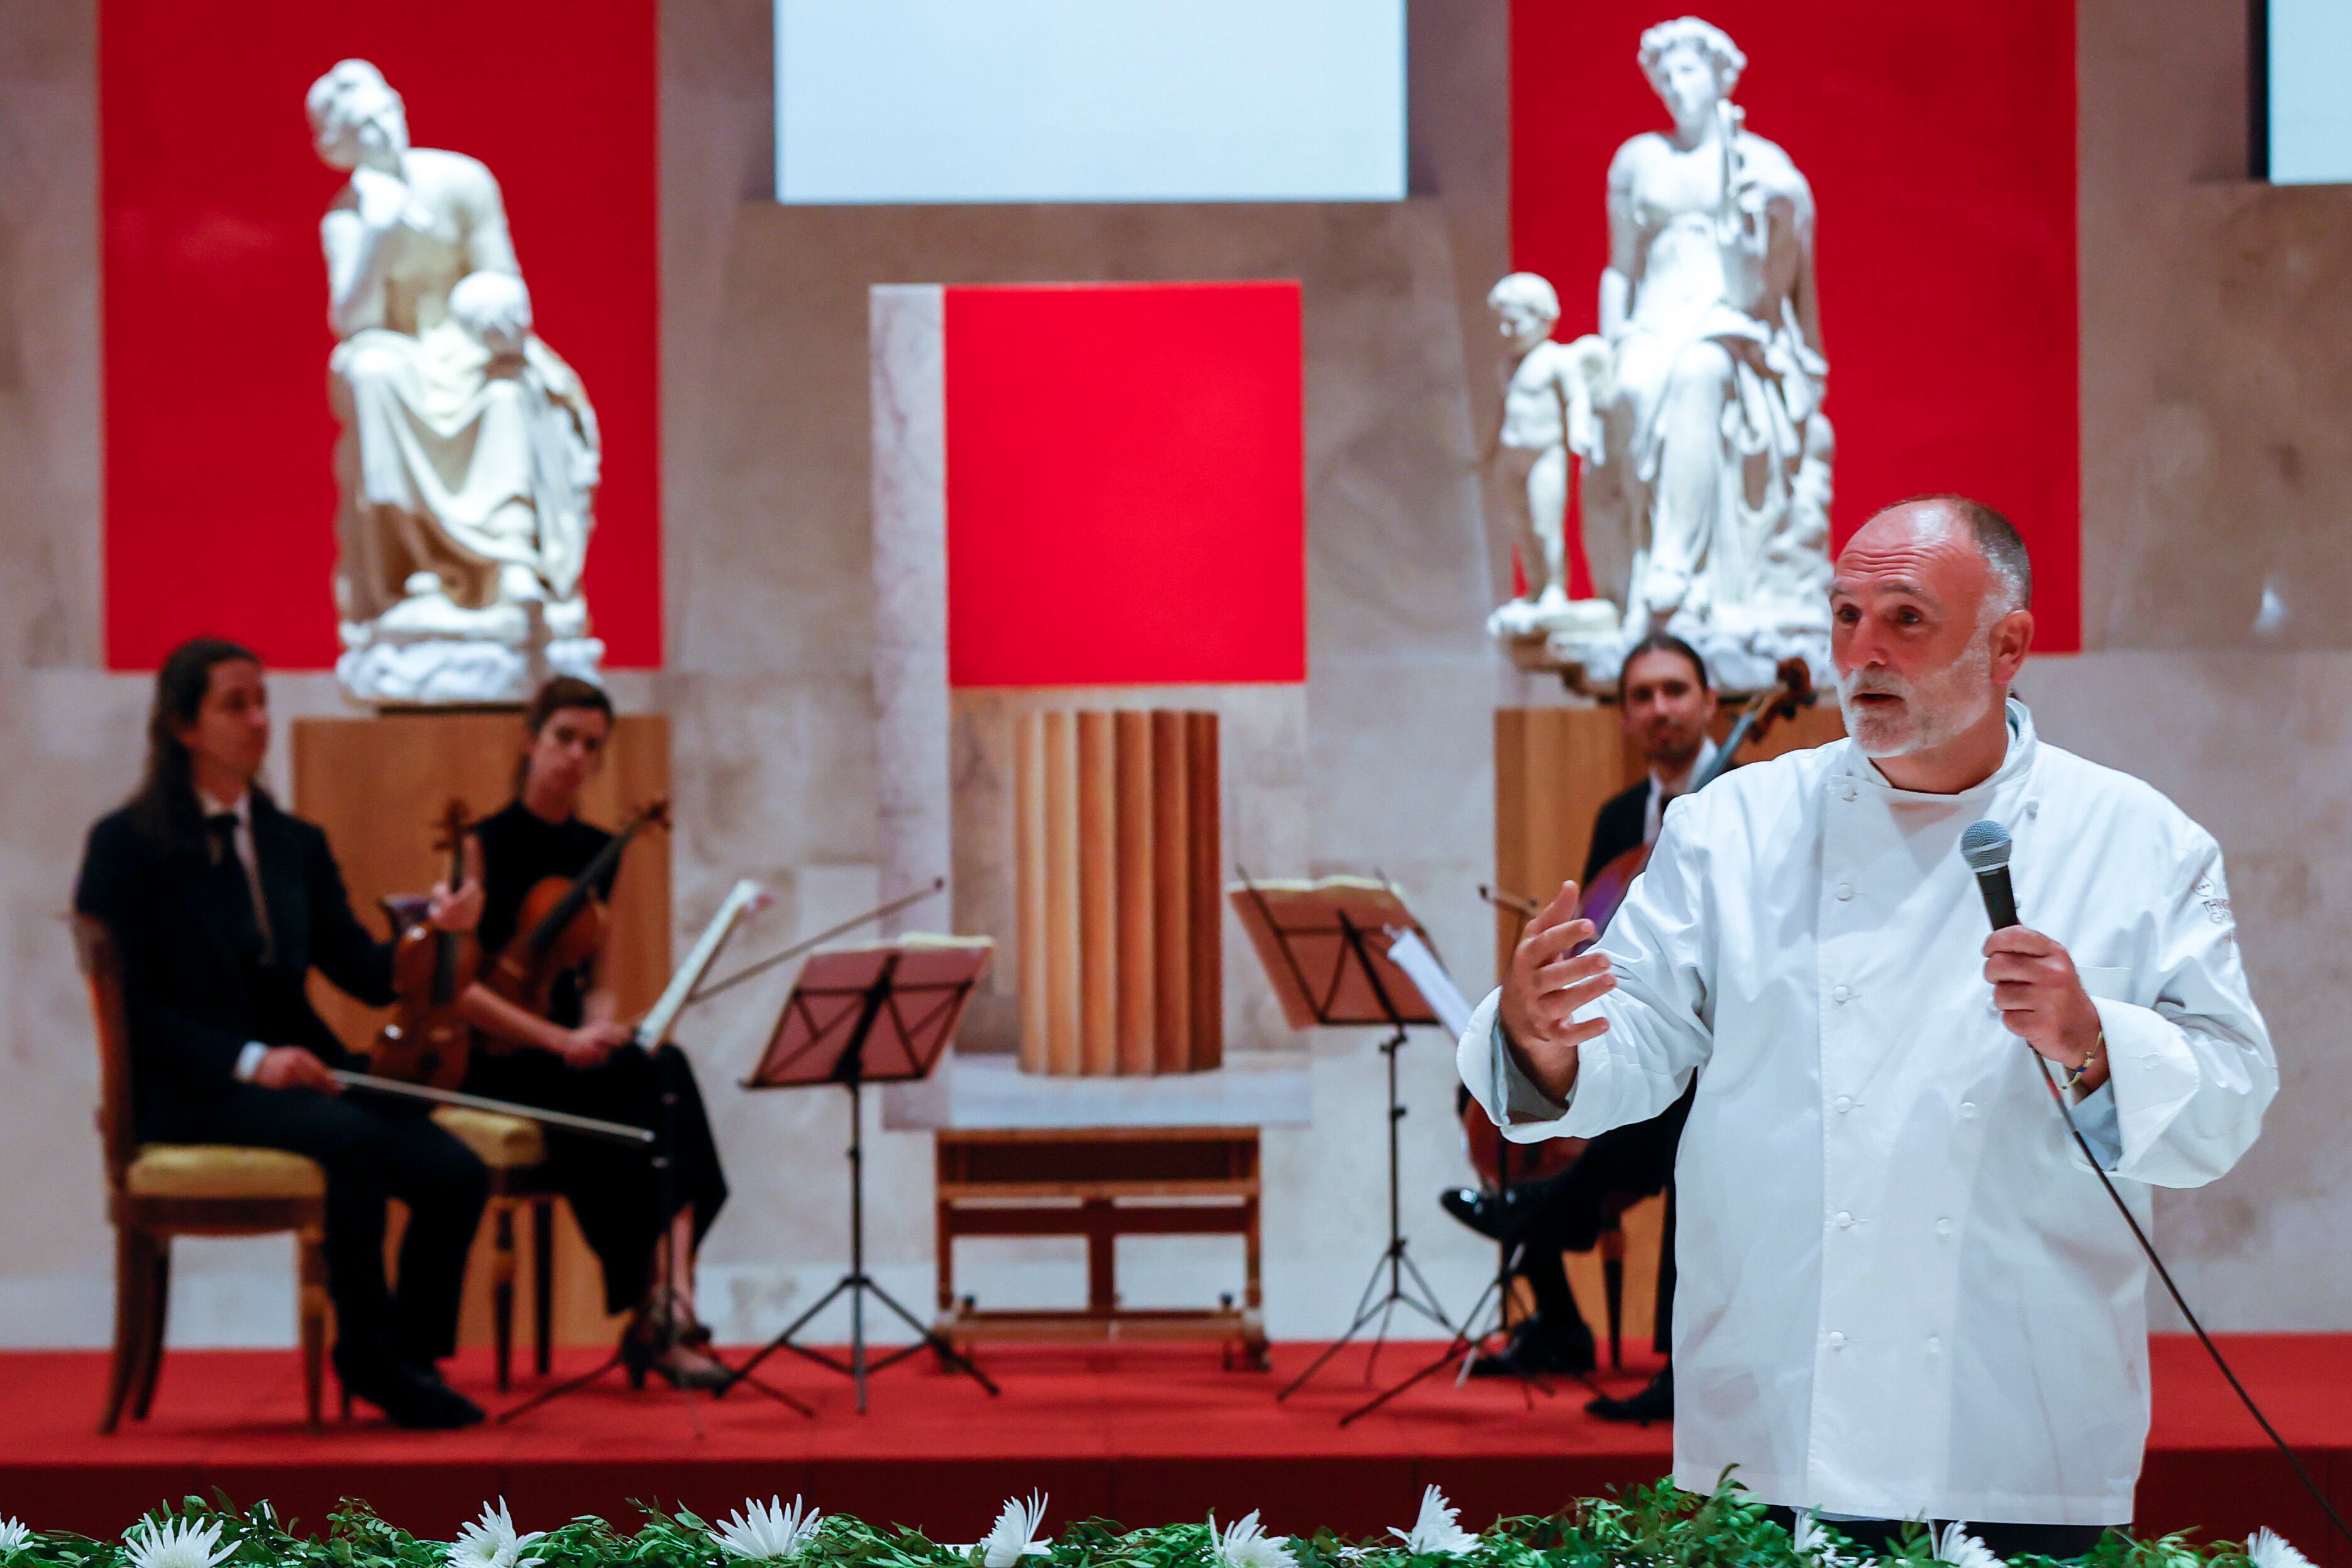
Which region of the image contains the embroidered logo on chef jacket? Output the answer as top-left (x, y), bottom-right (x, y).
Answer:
top-left (2194, 870), bottom-right (2233, 927)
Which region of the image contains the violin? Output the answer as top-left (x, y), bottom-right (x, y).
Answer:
top-left (372, 799), bottom-right (479, 1091)
top-left (1457, 657), bottom-right (1820, 1190)
top-left (482, 799), bottom-right (669, 1026)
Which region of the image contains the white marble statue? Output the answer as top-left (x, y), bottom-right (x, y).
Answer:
top-left (1492, 17), bottom-right (1835, 693)
top-left (308, 60), bottom-right (605, 705)
top-left (1482, 273), bottom-right (1620, 641)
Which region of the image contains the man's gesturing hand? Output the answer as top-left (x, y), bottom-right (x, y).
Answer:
top-left (1981, 927), bottom-right (2107, 1093)
top-left (1498, 880), bottom-right (1616, 1103)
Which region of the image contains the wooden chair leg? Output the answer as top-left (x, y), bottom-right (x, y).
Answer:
top-left (492, 1200), bottom-right (517, 1393)
top-left (297, 1228), bottom-right (329, 1428)
top-left (131, 1237), bottom-right (172, 1419)
top-left (531, 1197), bottom-right (555, 1378)
top-left (99, 1228), bottom-right (153, 1435)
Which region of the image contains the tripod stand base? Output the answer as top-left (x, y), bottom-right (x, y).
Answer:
top-left (1276, 1237), bottom-right (1459, 1405)
top-left (721, 1269), bottom-right (998, 1415)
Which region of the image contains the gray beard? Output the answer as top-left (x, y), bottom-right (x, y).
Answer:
top-left (1838, 641), bottom-right (1994, 759)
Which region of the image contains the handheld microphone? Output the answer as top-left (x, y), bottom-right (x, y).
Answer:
top-left (1959, 819), bottom-right (2019, 930)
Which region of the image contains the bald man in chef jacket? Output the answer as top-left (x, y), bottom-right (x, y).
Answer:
top-left (1460, 494), bottom-right (2274, 1560)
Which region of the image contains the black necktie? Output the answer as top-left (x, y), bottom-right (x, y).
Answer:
top-left (206, 813), bottom-right (265, 964)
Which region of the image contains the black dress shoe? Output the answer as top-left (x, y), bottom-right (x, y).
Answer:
top-left (1467, 1315), bottom-right (1596, 1378)
top-left (1586, 1366), bottom-right (1673, 1425)
top-left (1440, 1186), bottom-right (1529, 1242)
top-left (336, 1350), bottom-right (485, 1429)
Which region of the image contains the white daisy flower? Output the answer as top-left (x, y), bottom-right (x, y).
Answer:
top-left (712, 1498), bottom-right (824, 1562)
top-left (1388, 1487), bottom-right (1479, 1557)
top-left (123, 1517), bottom-right (233, 1568)
top-left (448, 1500), bottom-right (545, 1568)
top-left (1792, 1512), bottom-right (1853, 1565)
top-left (974, 1493), bottom-right (1051, 1568)
top-left (0, 1518), bottom-right (33, 1557)
top-left (2248, 1529), bottom-right (2317, 1568)
top-left (1934, 1522), bottom-right (2004, 1568)
top-left (1210, 1511), bottom-right (1298, 1568)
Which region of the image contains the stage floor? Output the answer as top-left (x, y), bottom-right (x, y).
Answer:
top-left (0, 1338), bottom-right (2346, 1561)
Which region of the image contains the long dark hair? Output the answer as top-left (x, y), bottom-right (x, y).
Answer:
top-left (129, 637), bottom-right (262, 847)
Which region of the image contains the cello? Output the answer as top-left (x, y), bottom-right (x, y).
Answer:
top-left (371, 798), bottom-right (480, 1091)
top-left (1459, 656), bottom-right (1819, 1186)
top-left (481, 798), bottom-right (670, 1025)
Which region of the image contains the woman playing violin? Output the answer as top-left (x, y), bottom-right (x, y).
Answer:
top-left (456, 677), bottom-right (732, 1389)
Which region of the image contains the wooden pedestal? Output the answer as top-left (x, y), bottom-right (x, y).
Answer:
top-left (290, 710), bottom-right (671, 1352)
top-left (1490, 698), bottom-right (1844, 1350)
top-left (932, 1127), bottom-right (1267, 1369)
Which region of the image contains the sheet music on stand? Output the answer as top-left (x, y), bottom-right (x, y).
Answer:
top-left (1227, 875), bottom-right (1442, 1030)
top-left (749, 934), bottom-right (993, 1090)
top-left (724, 932), bottom-right (998, 1413)
top-left (1227, 872), bottom-right (1468, 1415)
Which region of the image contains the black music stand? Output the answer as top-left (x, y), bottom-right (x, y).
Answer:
top-left (1228, 875), bottom-right (1462, 1406)
top-left (717, 937), bottom-right (1000, 1413)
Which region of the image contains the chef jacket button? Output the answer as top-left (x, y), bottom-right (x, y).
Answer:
top-left (1835, 1210), bottom-right (1855, 1228)
top-left (1936, 1217), bottom-right (1955, 1237)
top-left (2026, 800), bottom-right (2040, 819)
top-left (1927, 1336), bottom-right (1943, 1355)
top-left (1959, 1101), bottom-right (1977, 1118)
top-left (1832, 1095), bottom-right (1853, 1113)
top-left (1840, 785), bottom-right (1857, 802)
top-left (1831, 984), bottom-right (1851, 1003)
top-left (1835, 883), bottom-right (1854, 902)
top-left (1827, 1330), bottom-right (1847, 1349)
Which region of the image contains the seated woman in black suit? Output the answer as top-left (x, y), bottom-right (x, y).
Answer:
top-left (74, 637), bottom-right (491, 1429)
top-left (456, 678), bottom-right (731, 1389)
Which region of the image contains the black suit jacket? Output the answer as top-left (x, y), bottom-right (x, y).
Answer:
top-left (75, 792), bottom-right (394, 1132)
top-left (1583, 779), bottom-right (1653, 888)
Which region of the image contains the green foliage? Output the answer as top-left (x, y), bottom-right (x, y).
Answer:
top-left (0, 1476), bottom-right (2270, 1568)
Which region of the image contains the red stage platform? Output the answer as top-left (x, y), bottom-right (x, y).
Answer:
top-left (0, 1339), bottom-right (2345, 1562)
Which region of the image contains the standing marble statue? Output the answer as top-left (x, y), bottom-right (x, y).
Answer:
top-left (1492, 17), bottom-right (1834, 693)
top-left (309, 60), bottom-right (604, 704)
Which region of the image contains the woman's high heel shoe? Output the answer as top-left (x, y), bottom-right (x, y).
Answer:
top-left (621, 1309), bottom-right (731, 1391)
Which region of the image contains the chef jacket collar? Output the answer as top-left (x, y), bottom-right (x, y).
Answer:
top-left (1836, 696), bottom-right (2036, 802)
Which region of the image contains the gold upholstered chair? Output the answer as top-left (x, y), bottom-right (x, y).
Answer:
top-left (76, 914), bottom-right (333, 1433)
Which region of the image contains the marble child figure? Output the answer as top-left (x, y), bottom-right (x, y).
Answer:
top-left (1485, 272), bottom-right (1618, 640)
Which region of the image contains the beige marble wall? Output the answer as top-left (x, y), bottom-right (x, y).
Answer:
top-left (1, 0), bottom-right (2348, 1350)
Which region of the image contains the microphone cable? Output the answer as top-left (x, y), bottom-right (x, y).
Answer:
top-left (2034, 1054), bottom-right (2352, 1549)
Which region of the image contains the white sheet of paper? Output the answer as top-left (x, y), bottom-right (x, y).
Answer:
top-left (1381, 927), bottom-right (1473, 1038)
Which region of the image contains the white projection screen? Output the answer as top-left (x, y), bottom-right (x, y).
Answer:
top-left (2268, 0), bottom-right (2352, 184)
top-left (775, 0), bottom-right (1406, 204)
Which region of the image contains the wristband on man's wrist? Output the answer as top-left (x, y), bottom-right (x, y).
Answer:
top-left (2060, 1030), bottom-right (2106, 1092)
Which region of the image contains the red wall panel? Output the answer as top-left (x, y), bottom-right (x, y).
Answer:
top-left (943, 282), bottom-right (1306, 688)
top-left (1512, 2), bottom-right (2080, 650)
top-left (101, 0), bottom-right (660, 671)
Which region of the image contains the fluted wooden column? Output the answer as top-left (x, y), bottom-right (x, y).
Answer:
top-left (1015, 707), bottom-right (1221, 1075)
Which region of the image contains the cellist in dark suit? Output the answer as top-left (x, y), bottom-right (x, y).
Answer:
top-left (1441, 632), bottom-right (1710, 1418)
top-left (73, 638), bottom-right (490, 1429)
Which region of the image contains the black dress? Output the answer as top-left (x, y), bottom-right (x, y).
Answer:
top-left (466, 800), bottom-right (728, 1314)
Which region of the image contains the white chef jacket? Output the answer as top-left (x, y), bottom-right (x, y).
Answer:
top-left (1457, 700), bottom-right (2274, 1525)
